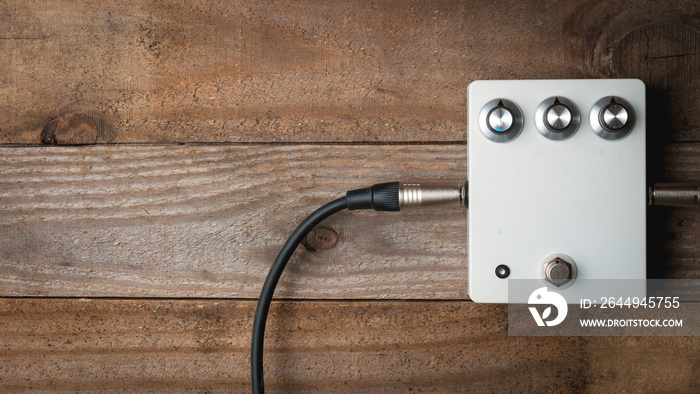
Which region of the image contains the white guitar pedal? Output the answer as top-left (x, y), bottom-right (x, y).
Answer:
top-left (467, 79), bottom-right (646, 303)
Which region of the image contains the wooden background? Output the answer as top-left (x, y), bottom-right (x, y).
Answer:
top-left (1, 0), bottom-right (699, 391)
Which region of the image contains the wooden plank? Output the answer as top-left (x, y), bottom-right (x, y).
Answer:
top-left (2, 298), bottom-right (698, 392)
top-left (1, 144), bottom-right (698, 298)
top-left (1, 1), bottom-right (699, 144)
top-left (0, 144), bottom-right (468, 298)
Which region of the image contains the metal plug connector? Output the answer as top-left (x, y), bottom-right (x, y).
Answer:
top-left (398, 181), bottom-right (468, 209)
top-left (649, 183), bottom-right (700, 208)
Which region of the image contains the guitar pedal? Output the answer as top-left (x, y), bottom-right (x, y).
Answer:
top-left (467, 79), bottom-right (646, 303)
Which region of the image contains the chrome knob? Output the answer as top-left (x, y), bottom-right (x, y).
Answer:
top-left (478, 99), bottom-right (523, 143)
top-left (535, 97), bottom-right (580, 141)
top-left (545, 104), bottom-right (572, 130)
top-left (601, 103), bottom-right (628, 130)
top-left (488, 107), bottom-right (513, 133)
top-left (590, 96), bottom-right (635, 140)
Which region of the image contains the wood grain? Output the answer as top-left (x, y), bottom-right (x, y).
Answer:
top-left (1, 0), bottom-right (700, 144)
top-left (0, 144), bottom-right (468, 298)
top-left (1, 298), bottom-right (697, 392)
top-left (1, 144), bottom-right (698, 298)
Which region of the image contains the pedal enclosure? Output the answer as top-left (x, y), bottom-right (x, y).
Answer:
top-left (467, 79), bottom-right (646, 303)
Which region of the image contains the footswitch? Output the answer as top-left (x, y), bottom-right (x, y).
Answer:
top-left (467, 79), bottom-right (646, 303)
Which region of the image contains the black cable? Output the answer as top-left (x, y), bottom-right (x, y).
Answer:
top-left (251, 196), bottom-right (349, 394)
top-left (250, 181), bottom-right (465, 393)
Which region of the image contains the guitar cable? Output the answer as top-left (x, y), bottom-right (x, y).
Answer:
top-left (251, 181), bottom-right (468, 393)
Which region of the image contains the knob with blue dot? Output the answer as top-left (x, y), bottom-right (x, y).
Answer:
top-left (478, 98), bottom-right (523, 143)
top-left (487, 106), bottom-right (514, 133)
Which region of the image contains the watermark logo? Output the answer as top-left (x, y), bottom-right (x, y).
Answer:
top-left (528, 287), bottom-right (568, 327)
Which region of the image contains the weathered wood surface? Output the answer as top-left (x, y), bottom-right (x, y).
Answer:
top-left (1, 298), bottom-right (697, 393)
top-left (0, 144), bottom-right (698, 298)
top-left (2, 1), bottom-right (699, 391)
top-left (0, 144), bottom-right (468, 298)
top-left (1, 0), bottom-right (700, 144)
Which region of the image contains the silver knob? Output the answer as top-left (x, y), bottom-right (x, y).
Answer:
top-left (545, 104), bottom-right (572, 131)
top-left (534, 97), bottom-right (580, 141)
top-left (590, 96), bottom-right (636, 140)
top-left (488, 107), bottom-right (513, 132)
top-left (601, 103), bottom-right (628, 130)
top-left (478, 99), bottom-right (523, 143)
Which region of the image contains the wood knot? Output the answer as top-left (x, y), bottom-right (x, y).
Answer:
top-left (302, 226), bottom-right (341, 252)
top-left (611, 22), bottom-right (700, 90)
top-left (42, 113), bottom-right (98, 145)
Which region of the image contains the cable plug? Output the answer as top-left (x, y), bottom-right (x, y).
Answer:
top-left (346, 181), bottom-right (468, 211)
top-left (649, 183), bottom-right (700, 208)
